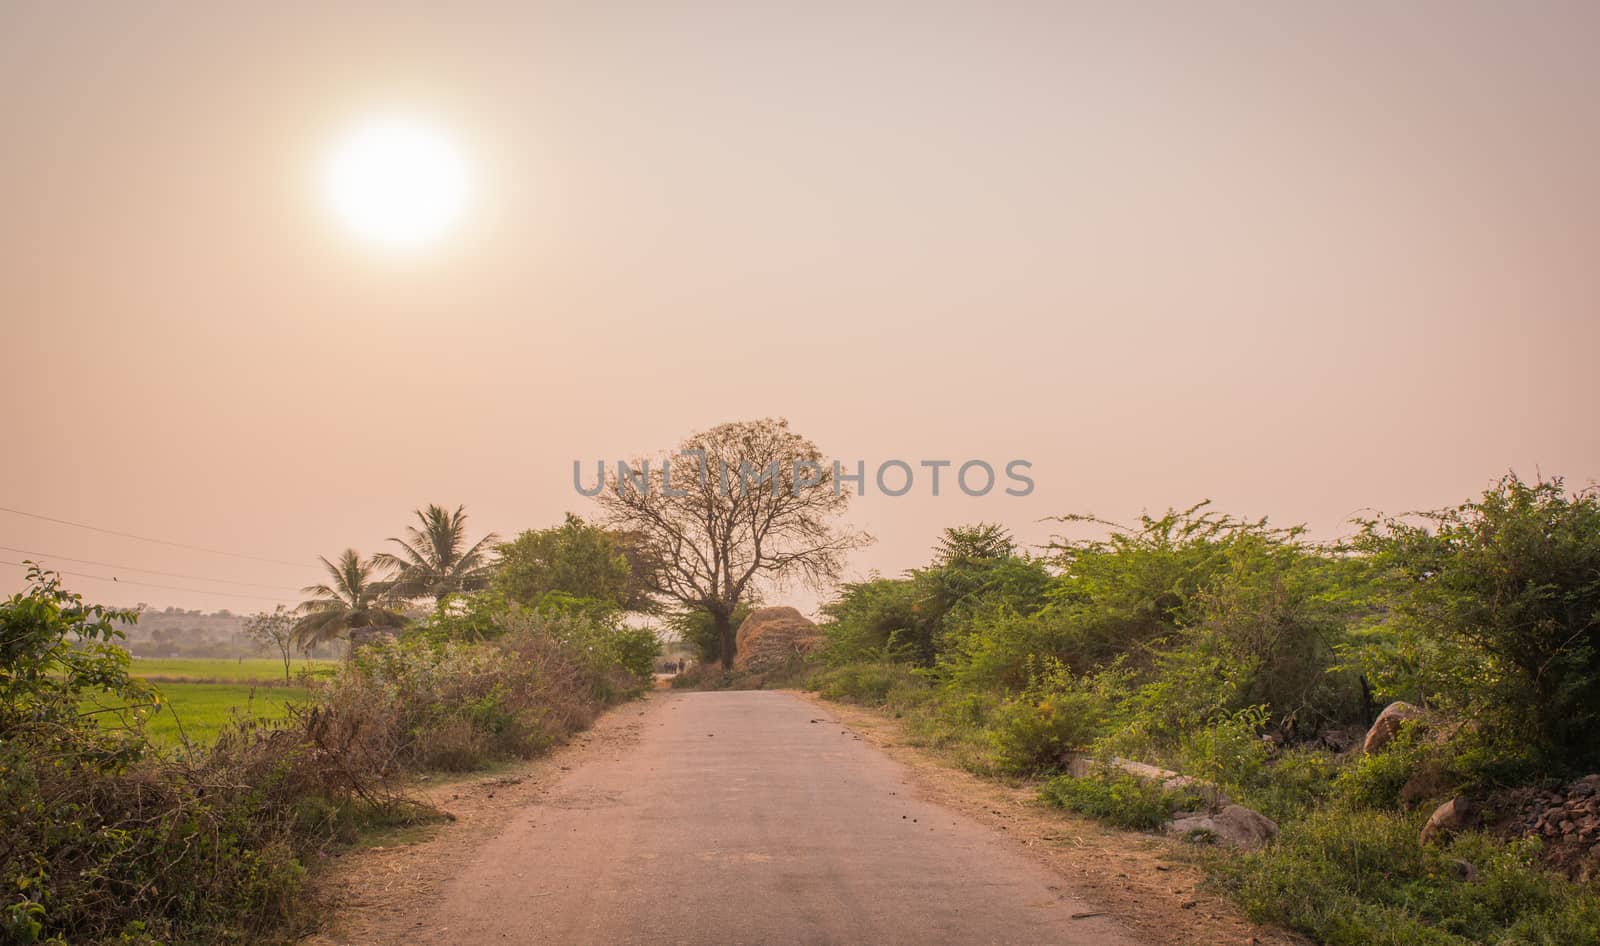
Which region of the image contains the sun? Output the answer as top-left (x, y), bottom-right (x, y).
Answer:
top-left (321, 115), bottom-right (472, 250)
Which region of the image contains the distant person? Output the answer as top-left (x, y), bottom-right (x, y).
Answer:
top-left (677, 658), bottom-right (685, 674)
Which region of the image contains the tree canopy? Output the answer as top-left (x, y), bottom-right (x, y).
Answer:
top-left (493, 513), bottom-right (653, 613)
top-left (373, 503), bottom-right (499, 600)
top-left (293, 549), bottom-right (407, 649)
top-left (595, 418), bottom-right (868, 668)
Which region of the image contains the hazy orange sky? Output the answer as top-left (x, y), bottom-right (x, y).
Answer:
top-left (3, 2), bottom-right (1597, 616)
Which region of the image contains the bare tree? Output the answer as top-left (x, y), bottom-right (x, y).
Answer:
top-left (244, 605), bottom-right (298, 684)
top-left (595, 418), bottom-right (869, 669)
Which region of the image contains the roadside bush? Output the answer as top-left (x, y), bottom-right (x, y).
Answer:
top-left (807, 482), bottom-right (1600, 945)
top-left (1207, 805), bottom-right (1600, 946)
top-left (935, 605), bottom-right (1089, 692)
top-left (1332, 724), bottom-right (1431, 811)
top-left (2, 727), bottom-right (320, 946)
top-left (409, 589), bottom-right (521, 643)
top-left (822, 526), bottom-right (1051, 668)
top-left (499, 609), bottom-right (656, 703)
top-left (810, 662), bottom-right (924, 706)
top-left (1237, 747), bottom-right (1340, 824)
top-left (3, 567), bottom-right (651, 945)
top-left (1351, 475), bottom-right (1600, 769)
top-left (335, 612), bottom-right (650, 772)
top-left (1177, 705), bottom-right (1272, 801)
top-left (818, 579), bottom-right (925, 665)
top-left (1041, 769), bottom-right (1205, 831)
top-left (604, 626), bottom-right (664, 681)
top-left (986, 656), bottom-right (1108, 774)
top-left (1, 569), bottom-right (426, 946)
top-left (896, 689), bottom-right (1002, 772)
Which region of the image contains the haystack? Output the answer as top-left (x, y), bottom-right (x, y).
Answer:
top-left (733, 606), bottom-right (824, 670)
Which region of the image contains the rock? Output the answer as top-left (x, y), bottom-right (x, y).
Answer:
top-left (1421, 797), bottom-right (1475, 845)
top-left (1448, 858), bottom-right (1479, 883)
top-left (1165, 805), bottom-right (1279, 849)
top-left (732, 606), bottom-right (824, 671)
top-left (1060, 754), bottom-right (1230, 806)
top-left (1363, 701), bottom-right (1423, 755)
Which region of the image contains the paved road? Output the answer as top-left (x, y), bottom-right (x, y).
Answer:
top-left (431, 690), bottom-right (1138, 945)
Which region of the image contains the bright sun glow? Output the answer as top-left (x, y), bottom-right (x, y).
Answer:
top-left (321, 116), bottom-right (472, 250)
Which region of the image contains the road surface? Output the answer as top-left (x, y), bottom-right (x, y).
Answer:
top-left (428, 690), bottom-right (1139, 945)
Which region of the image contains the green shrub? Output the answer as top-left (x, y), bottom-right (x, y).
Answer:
top-left (1207, 805), bottom-right (1600, 946)
top-left (1352, 475), bottom-right (1600, 769)
top-left (0, 569), bottom-right (437, 946)
top-left (1332, 726), bottom-right (1430, 811)
top-left (811, 662), bottom-right (924, 705)
top-left (337, 612), bottom-right (648, 771)
top-left (492, 513), bottom-right (648, 613)
top-left (988, 693), bottom-right (1102, 774)
top-left (1040, 770), bottom-right (1205, 830)
top-left (3, 568), bottom-right (648, 945)
top-left (667, 602), bottom-right (758, 666)
top-left (935, 606), bottom-right (1091, 692)
top-left (880, 691), bottom-right (988, 771)
top-left (986, 656), bottom-right (1108, 774)
top-left (606, 626), bottom-right (665, 681)
top-left (810, 483), bottom-right (1600, 945)
top-left (821, 526), bottom-right (1051, 668)
top-left (1240, 747), bottom-right (1340, 824)
top-left (1178, 705), bottom-right (1271, 799)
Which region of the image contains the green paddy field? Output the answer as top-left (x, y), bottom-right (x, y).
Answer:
top-left (85, 657), bottom-right (338, 746)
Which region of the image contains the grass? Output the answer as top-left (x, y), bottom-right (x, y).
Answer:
top-left (129, 656), bottom-right (337, 685)
top-left (1041, 770), bottom-right (1206, 830)
top-left (1199, 805), bottom-right (1600, 946)
top-left (145, 681), bottom-right (312, 745)
top-left (86, 660), bottom-right (323, 746)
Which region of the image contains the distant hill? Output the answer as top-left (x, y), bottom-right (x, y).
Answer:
top-left (124, 606), bottom-right (342, 659)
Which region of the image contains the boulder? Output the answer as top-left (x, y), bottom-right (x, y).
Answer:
top-left (1363, 701), bottom-right (1423, 755)
top-left (1166, 805), bottom-right (1279, 849)
top-left (1421, 796), bottom-right (1476, 845)
top-left (733, 606), bottom-right (824, 671)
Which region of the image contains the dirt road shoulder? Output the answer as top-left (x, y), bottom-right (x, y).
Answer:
top-left (300, 696), bottom-right (655, 945)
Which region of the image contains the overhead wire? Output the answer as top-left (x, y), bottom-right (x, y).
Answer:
top-left (0, 505), bottom-right (318, 569)
top-left (0, 559), bottom-right (294, 603)
top-left (0, 545), bottom-right (305, 591)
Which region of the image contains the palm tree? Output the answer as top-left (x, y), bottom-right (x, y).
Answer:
top-left (293, 549), bottom-right (407, 650)
top-left (373, 504), bottom-right (499, 601)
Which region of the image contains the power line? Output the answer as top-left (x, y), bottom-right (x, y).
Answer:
top-left (0, 559), bottom-right (293, 603)
top-left (0, 545), bottom-right (305, 592)
top-left (0, 505), bottom-right (317, 569)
